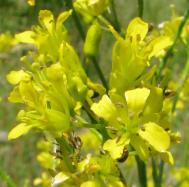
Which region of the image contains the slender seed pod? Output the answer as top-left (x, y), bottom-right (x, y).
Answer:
top-left (84, 22), bottom-right (102, 57)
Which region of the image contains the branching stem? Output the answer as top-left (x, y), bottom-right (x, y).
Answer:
top-left (157, 8), bottom-right (189, 81)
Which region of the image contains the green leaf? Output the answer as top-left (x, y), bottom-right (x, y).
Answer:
top-left (8, 123), bottom-right (33, 140)
top-left (139, 122), bottom-right (170, 152)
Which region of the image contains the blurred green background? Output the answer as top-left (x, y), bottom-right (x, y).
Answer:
top-left (0, 0), bottom-right (189, 186)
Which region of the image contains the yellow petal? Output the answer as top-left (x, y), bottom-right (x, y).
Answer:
top-left (146, 36), bottom-right (172, 59)
top-left (91, 95), bottom-right (117, 121)
top-left (7, 70), bottom-right (30, 85)
top-left (161, 151), bottom-right (174, 165)
top-left (8, 87), bottom-right (22, 103)
top-left (125, 88), bottom-right (150, 115)
top-left (81, 181), bottom-right (99, 187)
top-left (27, 0), bottom-right (35, 6)
top-left (19, 81), bottom-right (37, 107)
top-left (37, 152), bottom-right (54, 169)
top-left (52, 172), bottom-right (69, 186)
top-left (143, 86), bottom-right (163, 115)
top-left (39, 10), bottom-right (54, 32)
top-left (126, 17), bottom-right (148, 41)
top-left (8, 123), bottom-right (32, 140)
top-left (15, 31), bottom-right (36, 44)
top-left (45, 109), bottom-right (70, 132)
top-left (139, 122), bottom-right (170, 152)
top-left (56, 10), bottom-right (72, 32)
top-left (103, 136), bottom-right (130, 159)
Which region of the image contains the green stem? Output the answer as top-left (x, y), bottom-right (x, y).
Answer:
top-left (158, 160), bottom-right (164, 186)
top-left (152, 158), bottom-right (164, 187)
top-left (97, 15), bottom-right (112, 27)
top-left (172, 48), bottom-right (189, 112)
top-left (157, 8), bottom-right (189, 81)
top-left (65, 0), bottom-right (108, 90)
top-left (135, 156), bottom-right (147, 187)
top-left (110, 0), bottom-right (121, 32)
top-left (56, 138), bottom-right (75, 172)
top-left (137, 0), bottom-right (144, 18)
top-left (65, 0), bottom-right (85, 40)
top-left (152, 158), bottom-right (159, 187)
top-left (117, 163), bottom-right (128, 186)
top-left (87, 56), bottom-right (108, 90)
top-left (83, 102), bottom-right (98, 123)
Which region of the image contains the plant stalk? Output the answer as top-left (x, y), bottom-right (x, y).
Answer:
top-left (157, 8), bottom-right (189, 81)
top-left (152, 158), bottom-right (164, 187)
top-left (65, 0), bottom-right (108, 90)
top-left (137, 0), bottom-right (144, 18)
top-left (64, 0), bottom-right (85, 40)
top-left (87, 56), bottom-right (108, 90)
top-left (172, 48), bottom-right (189, 112)
top-left (110, 0), bottom-right (121, 32)
top-left (135, 156), bottom-right (147, 187)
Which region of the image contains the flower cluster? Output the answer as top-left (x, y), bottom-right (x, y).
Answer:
top-left (7, 3), bottom-right (189, 187)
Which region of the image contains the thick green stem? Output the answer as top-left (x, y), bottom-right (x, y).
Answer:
top-left (135, 156), bottom-right (147, 187)
top-left (110, 0), bottom-right (121, 32)
top-left (157, 8), bottom-right (189, 81)
top-left (65, 0), bottom-right (85, 40)
top-left (152, 158), bottom-right (164, 187)
top-left (87, 56), bottom-right (108, 90)
top-left (158, 160), bottom-right (164, 186)
top-left (152, 158), bottom-right (159, 187)
top-left (137, 0), bottom-right (144, 18)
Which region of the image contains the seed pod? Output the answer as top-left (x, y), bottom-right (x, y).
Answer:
top-left (84, 22), bottom-right (102, 57)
